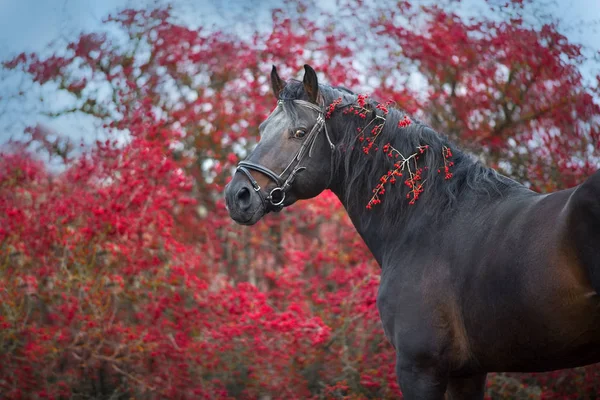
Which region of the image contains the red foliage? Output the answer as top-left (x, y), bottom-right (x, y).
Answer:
top-left (372, 2), bottom-right (599, 191)
top-left (1, 0), bottom-right (599, 398)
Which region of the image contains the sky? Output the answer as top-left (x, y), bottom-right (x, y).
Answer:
top-left (0, 0), bottom-right (121, 56)
top-left (0, 0), bottom-right (599, 147)
top-left (0, 0), bottom-right (277, 58)
top-left (1, 0), bottom-right (599, 59)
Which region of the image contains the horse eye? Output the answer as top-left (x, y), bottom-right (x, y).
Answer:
top-left (294, 129), bottom-right (307, 139)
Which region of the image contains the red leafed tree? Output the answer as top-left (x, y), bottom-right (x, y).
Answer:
top-left (369, 1), bottom-right (600, 192)
top-left (1, 0), bottom-right (599, 398)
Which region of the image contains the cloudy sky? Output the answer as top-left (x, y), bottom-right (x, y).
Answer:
top-left (1, 0), bottom-right (599, 59)
top-left (0, 0), bottom-right (275, 58)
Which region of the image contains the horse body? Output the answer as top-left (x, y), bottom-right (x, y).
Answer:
top-left (370, 182), bottom-right (600, 373)
top-left (225, 65), bottom-right (600, 399)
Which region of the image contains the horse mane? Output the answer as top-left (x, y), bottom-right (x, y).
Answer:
top-left (278, 80), bottom-right (522, 232)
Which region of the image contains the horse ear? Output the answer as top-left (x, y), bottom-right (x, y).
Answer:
top-left (302, 64), bottom-right (319, 104)
top-left (270, 65), bottom-right (286, 99)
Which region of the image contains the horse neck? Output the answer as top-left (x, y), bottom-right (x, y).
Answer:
top-left (329, 188), bottom-right (389, 266)
top-left (324, 112), bottom-right (402, 266)
top-left (324, 119), bottom-right (454, 266)
top-left (322, 93), bottom-right (449, 264)
top-left (329, 176), bottom-right (448, 269)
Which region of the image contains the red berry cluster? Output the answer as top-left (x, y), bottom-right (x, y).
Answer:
top-left (325, 97), bottom-right (343, 119)
top-left (345, 95), bottom-right (395, 155)
top-left (367, 144), bottom-right (430, 209)
top-left (398, 115), bottom-right (412, 128)
top-left (337, 95), bottom-right (455, 209)
top-left (438, 145), bottom-right (454, 180)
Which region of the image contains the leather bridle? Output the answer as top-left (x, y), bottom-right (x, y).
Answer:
top-left (236, 98), bottom-right (336, 212)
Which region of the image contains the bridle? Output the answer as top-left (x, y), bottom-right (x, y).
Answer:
top-left (236, 98), bottom-right (336, 212)
top-left (236, 98), bottom-right (335, 212)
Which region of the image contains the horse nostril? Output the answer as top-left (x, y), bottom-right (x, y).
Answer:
top-left (236, 187), bottom-right (252, 210)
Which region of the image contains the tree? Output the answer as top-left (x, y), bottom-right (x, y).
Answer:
top-left (1, 0), bottom-right (599, 397)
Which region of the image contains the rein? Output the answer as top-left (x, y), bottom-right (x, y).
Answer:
top-left (236, 98), bottom-right (336, 212)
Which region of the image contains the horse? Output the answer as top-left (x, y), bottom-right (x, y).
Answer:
top-left (224, 64), bottom-right (600, 399)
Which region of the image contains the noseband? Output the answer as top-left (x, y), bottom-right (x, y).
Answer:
top-left (236, 98), bottom-right (335, 212)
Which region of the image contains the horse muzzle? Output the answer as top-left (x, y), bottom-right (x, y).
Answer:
top-left (224, 176), bottom-right (267, 225)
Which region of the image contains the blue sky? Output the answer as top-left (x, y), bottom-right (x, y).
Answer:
top-left (0, 0), bottom-right (277, 58)
top-left (0, 0), bottom-right (125, 57)
top-left (0, 0), bottom-right (599, 146)
top-left (1, 0), bottom-right (598, 59)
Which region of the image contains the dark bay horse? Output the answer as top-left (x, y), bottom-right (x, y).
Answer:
top-left (224, 64), bottom-right (600, 399)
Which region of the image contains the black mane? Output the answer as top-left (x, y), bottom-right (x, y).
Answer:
top-left (278, 80), bottom-right (522, 232)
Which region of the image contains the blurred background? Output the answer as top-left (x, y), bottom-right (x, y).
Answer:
top-left (0, 0), bottom-right (599, 398)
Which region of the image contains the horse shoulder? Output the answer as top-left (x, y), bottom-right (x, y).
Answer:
top-left (377, 258), bottom-right (472, 370)
top-left (566, 169), bottom-right (600, 294)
